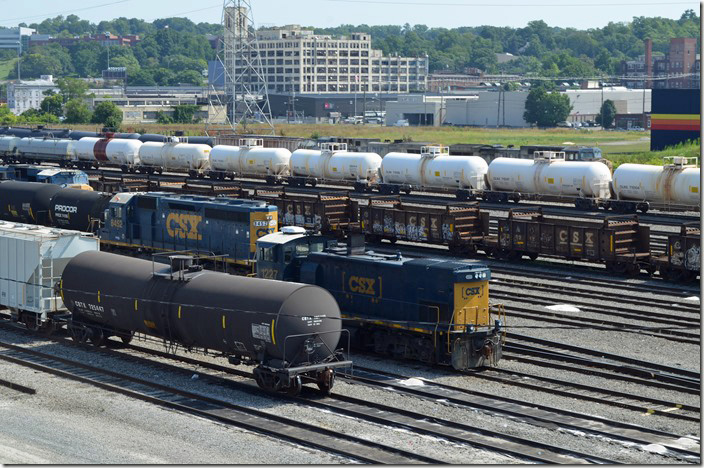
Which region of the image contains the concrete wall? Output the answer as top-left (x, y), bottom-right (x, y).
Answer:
top-left (445, 91), bottom-right (529, 127)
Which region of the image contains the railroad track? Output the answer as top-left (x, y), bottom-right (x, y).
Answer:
top-left (495, 290), bottom-right (700, 328)
top-left (343, 366), bottom-right (700, 462)
top-left (0, 322), bottom-right (613, 464)
top-left (504, 303), bottom-right (700, 345)
top-left (504, 333), bottom-right (701, 392)
top-left (0, 338), bottom-right (439, 465)
top-left (491, 275), bottom-right (700, 312)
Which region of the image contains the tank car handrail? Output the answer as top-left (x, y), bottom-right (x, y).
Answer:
top-left (281, 328), bottom-right (351, 370)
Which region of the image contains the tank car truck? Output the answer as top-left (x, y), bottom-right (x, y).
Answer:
top-left (255, 227), bottom-right (504, 369)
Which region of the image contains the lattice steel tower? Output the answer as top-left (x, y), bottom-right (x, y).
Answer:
top-left (211, 0), bottom-right (274, 135)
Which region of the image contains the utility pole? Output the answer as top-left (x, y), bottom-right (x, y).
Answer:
top-left (362, 85), bottom-right (366, 125)
top-left (496, 87), bottom-right (502, 128)
top-left (502, 86), bottom-right (506, 126)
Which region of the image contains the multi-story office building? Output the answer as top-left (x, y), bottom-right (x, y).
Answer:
top-left (237, 25), bottom-right (428, 94)
top-left (0, 27), bottom-right (35, 52)
top-left (7, 75), bottom-right (59, 115)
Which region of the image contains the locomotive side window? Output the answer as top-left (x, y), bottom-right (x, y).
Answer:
top-left (310, 241), bottom-right (324, 253)
top-left (295, 243), bottom-right (309, 257)
top-left (284, 246), bottom-right (293, 263)
top-left (258, 246), bottom-right (275, 262)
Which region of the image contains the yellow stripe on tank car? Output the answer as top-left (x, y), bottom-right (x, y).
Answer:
top-left (97, 290), bottom-right (101, 303)
top-left (222, 315), bottom-right (226, 329)
top-left (134, 299), bottom-right (138, 311)
top-left (178, 305), bottom-right (182, 319)
top-left (271, 319), bottom-right (276, 345)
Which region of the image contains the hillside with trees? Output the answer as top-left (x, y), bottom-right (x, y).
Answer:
top-left (3, 9), bottom-right (699, 85)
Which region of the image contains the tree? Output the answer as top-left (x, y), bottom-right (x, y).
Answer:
top-left (40, 93), bottom-right (64, 117)
top-left (523, 88), bottom-right (573, 127)
top-left (64, 98), bottom-right (92, 123)
top-left (596, 99), bottom-right (617, 128)
top-left (91, 101), bottom-right (123, 129)
top-left (18, 108), bottom-right (60, 124)
top-left (170, 104), bottom-right (200, 123)
top-left (57, 77), bottom-right (90, 102)
top-left (156, 111), bottom-right (174, 124)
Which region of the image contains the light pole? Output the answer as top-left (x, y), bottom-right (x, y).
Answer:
top-left (16, 41), bottom-right (21, 81)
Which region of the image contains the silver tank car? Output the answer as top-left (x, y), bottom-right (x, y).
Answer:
top-left (16, 137), bottom-right (76, 163)
top-left (0, 136), bottom-right (20, 157)
top-left (61, 251), bottom-right (350, 394)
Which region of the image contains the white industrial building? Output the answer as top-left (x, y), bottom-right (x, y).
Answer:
top-left (384, 87), bottom-right (651, 127)
top-left (7, 75), bottom-right (59, 115)
top-left (242, 25), bottom-right (428, 94)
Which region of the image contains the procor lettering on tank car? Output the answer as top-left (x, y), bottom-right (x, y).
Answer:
top-left (0, 181), bottom-right (110, 232)
top-left (255, 227), bottom-right (505, 370)
top-left (100, 192), bottom-right (278, 270)
top-left (60, 251), bottom-right (351, 394)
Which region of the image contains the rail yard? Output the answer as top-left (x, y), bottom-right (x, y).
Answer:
top-left (0, 126), bottom-right (700, 464)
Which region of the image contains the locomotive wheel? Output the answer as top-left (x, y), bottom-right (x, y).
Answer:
top-left (287, 376), bottom-right (302, 396)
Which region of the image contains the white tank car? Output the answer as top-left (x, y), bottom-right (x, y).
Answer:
top-left (0, 136), bottom-right (20, 155)
top-left (380, 146), bottom-right (488, 190)
top-left (139, 140), bottom-right (210, 172)
top-left (105, 138), bottom-right (142, 166)
top-left (487, 152), bottom-right (613, 199)
top-left (16, 137), bottom-right (76, 161)
top-left (290, 143), bottom-right (381, 183)
top-left (74, 137), bottom-right (100, 162)
top-left (210, 140), bottom-right (291, 176)
top-left (612, 158), bottom-right (700, 206)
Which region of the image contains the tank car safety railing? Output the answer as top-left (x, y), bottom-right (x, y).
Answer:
top-left (151, 250), bottom-right (228, 279)
top-left (281, 328), bottom-right (352, 372)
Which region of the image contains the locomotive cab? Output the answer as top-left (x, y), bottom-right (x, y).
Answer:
top-left (256, 226), bottom-right (331, 281)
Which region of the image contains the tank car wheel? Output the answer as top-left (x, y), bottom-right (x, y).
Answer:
top-left (286, 376), bottom-right (302, 396)
top-left (188, 170), bottom-right (197, 179)
top-left (317, 369), bottom-right (335, 395)
top-left (89, 327), bottom-right (106, 347)
top-left (69, 324), bottom-right (90, 344)
top-left (610, 262), bottom-right (628, 275)
top-left (119, 331), bottom-right (134, 345)
top-left (626, 263), bottom-right (641, 276)
top-left (527, 253), bottom-right (539, 261)
top-left (120, 165), bottom-right (128, 173)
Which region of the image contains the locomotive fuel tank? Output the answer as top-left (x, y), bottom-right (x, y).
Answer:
top-left (61, 251), bottom-right (349, 392)
top-left (380, 146), bottom-right (488, 190)
top-left (487, 152), bottom-right (613, 199)
top-left (612, 159), bottom-right (700, 206)
top-left (49, 188), bottom-right (112, 232)
top-left (0, 180), bottom-right (61, 225)
top-left (210, 145), bottom-right (291, 176)
top-left (290, 146), bottom-right (381, 183)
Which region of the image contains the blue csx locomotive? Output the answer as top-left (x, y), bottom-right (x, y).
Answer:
top-left (256, 227), bottom-right (504, 370)
top-left (100, 192), bottom-right (278, 268)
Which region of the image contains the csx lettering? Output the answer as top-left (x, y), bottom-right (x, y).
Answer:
top-left (348, 276), bottom-right (376, 295)
top-left (572, 231), bottom-right (580, 243)
top-left (166, 213), bottom-right (202, 240)
top-left (462, 286), bottom-right (481, 299)
top-left (256, 228), bottom-right (275, 238)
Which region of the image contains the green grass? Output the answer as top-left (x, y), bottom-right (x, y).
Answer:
top-left (0, 58), bottom-right (17, 80)
top-left (607, 140), bottom-right (701, 168)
